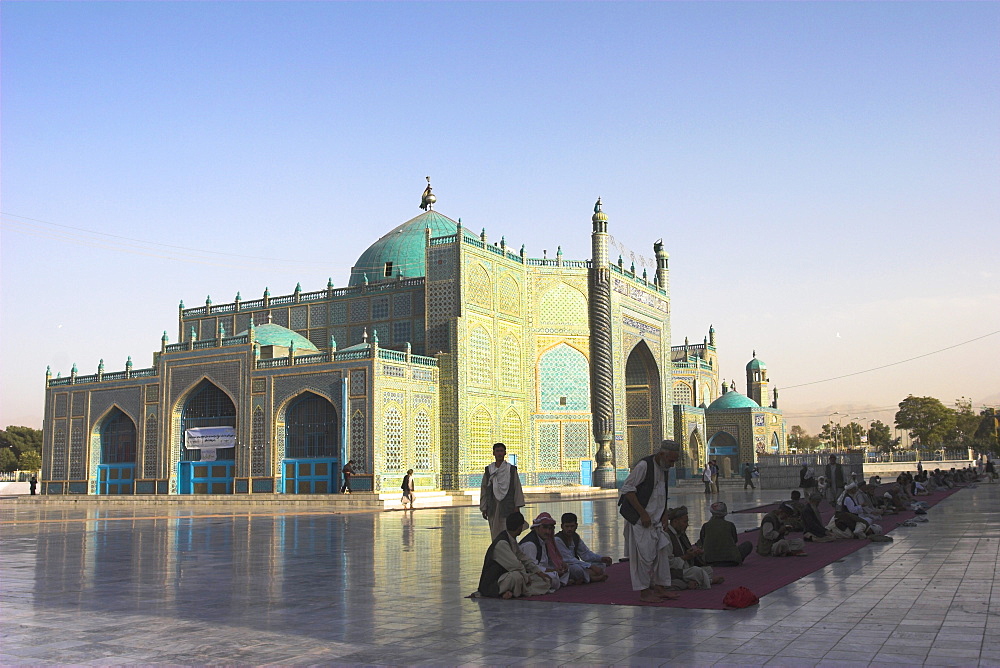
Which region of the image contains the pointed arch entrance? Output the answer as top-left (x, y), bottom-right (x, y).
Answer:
top-left (624, 342), bottom-right (662, 466)
top-left (177, 380), bottom-right (237, 494)
top-left (282, 392), bottom-right (340, 494)
top-left (97, 407), bottom-right (136, 495)
top-left (688, 428), bottom-right (704, 472)
top-left (708, 430), bottom-right (739, 479)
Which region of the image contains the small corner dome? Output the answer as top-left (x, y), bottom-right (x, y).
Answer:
top-left (707, 391), bottom-right (759, 410)
top-left (348, 210), bottom-right (459, 287)
top-left (746, 356), bottom-right (766, 371)
top-left (239, 323), bottom-right (318, 352)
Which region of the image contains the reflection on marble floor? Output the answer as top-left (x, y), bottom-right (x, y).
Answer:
top-left (1, 484), bottom-right (998, 666)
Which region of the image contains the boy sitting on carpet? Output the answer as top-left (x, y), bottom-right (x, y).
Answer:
top-left (554, 512), bottom-right (611, 585)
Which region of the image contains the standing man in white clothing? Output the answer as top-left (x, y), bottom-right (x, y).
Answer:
top-left (618, 440), bottom-right (682, 603)
top-left (479, 442), bottom-right (526, 539)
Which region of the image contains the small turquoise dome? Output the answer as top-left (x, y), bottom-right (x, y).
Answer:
top-left (349, 210), bottom-right (459, 287)
top-left (239, 323), bottom-right (318, 352)
top-left (747, 353), bottom-right (766, 371)
top-left (707, 391), bottom-right (759, 410)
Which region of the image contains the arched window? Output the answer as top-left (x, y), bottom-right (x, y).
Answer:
top-left (469, 326), bottom-right (493, 387)
top-left (101, 409), bottom-right (136, 464)
top-left (285, 393), bottom-right (337, 458)
top-left (538, 344), bottom-right (589, 411)
top-left (182, 381), bottom-right (236, 461)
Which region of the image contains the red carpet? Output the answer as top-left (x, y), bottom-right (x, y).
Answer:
top-left (512, 486), bottom-right (963, 610)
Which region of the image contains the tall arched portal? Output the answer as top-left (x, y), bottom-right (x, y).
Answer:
top-left (178, 380), bottom-right (237, 494)
top-left (97, 408), bottom-right (136, 494)
top-left (624, 342), bottom-right (662, 467)
top-left (708, 431), bottom-right (739, 479)
top-left (283, 392), bottom-right (340, 494)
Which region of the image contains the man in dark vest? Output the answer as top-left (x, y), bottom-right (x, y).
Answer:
top-left (698, 501), bottom-right (753, 566)
top-left (825, 455), bottom-right (846, 505)
top-left (664, 506), bottom-right (725, 589)
top-left (618, 440), bottom-right (682, 602)
top-left (476, 511), bottom-right (549, 599)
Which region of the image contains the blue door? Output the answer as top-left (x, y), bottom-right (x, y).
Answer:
top-left (282, 458), bottom-right (337, 494)
top-left (98, 463), bottom-right (135, 495)
top-left (177, 461), bottom-right (235, 494)
top-left (580, 460), bottom-right (593, 486)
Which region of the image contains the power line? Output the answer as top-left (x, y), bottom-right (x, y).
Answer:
top-left (782, 330), bottom-right (1000, 390)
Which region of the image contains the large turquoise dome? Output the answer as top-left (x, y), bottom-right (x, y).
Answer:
top-left (239, 323), bottom-right (318, 352)
top-left (707, 391), bottom-right (759, 410)
top-left (348, 210), bottom-right (459, 287)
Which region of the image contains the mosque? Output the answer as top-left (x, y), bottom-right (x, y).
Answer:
top-left (40, 182), bottom-right (786, 496)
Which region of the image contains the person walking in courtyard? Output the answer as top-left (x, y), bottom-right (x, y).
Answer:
top-left (480, 442), bottom-right (525, 539)
top-left (703, 462), bottom-right (713, 494)
top-left (710, 460), bottom-right (719, 493)
top-left (29, 475), bottom-right (38, 496)
top-left (401, 469), bottom-right (415, 509)
top-left (743, 462), bottom-right (756, 490)
top-left (340, 460), bottom-right (354, 493)
top-left (618, 440), bottom-right (682, 602)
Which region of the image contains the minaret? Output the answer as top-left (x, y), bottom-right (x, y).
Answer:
top-left (588, 197), bottom-right (616, 488)
top-left (746, 351), bottom-right (769, 406)
top-left (653, 239), bottom-right (669, 290)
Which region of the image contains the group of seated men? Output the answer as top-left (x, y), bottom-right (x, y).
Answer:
top-left (477, 511), bottom-right (612, 599)
top-left (477, 502), bottom-right (758, 600)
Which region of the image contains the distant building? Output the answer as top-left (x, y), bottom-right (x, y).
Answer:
top-left (40, 183), bottom-right (785, 495)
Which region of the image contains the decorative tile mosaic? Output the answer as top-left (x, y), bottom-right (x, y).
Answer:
top-left (236, 313), bottom-right (251, 333)
top-left (539, 282), bottom-right (587, 325)
top-left (143, 413), bottom-right (158, 479)
top-left (309, 303), bottom-right (327, 326)
top-left (291, 306), bottom-right (308, 330)
top-left (499, 275), bottom-right (521, 316)
top-left (329, 301), bottom-right (347, 325)
top-left (412, 367), bottom-right (433, 382)
top-left (414, 410), bottom-right (432, 470)
top-left (350, 403), bottom-right (367, 471)
top-left (468, 326), bottom-right (492, 387)
top-left (251, 406), bottom-right (267, 477)
top-left (539, 344), bottom-right (589, 411)
top-left (350, 299), bottom-right (369, 323)
top-left (168, 360), bottom-right (241, 406)
top-left (55, 393), bottom-right (68, 418)
top-left (467, 263), bottom-right (492, 309)
top-left (501, 409), bottom-right (523, 463)
top-left (393, 292), bottom-right (411, 317)
top-left (90, 387), bottom-right (142, 430)
top-left (69, 422), bottom-right (86, 480)
top-left (563, 421), bottom-right (591, 459)
top-left (372, 296), bottom-right (389, 320)
top-left (383, 406), bottom-right (403, 471)
top-left (145, 384), bottom-right (159, 403)
top-left (200, 318), bottom-right (216, 340)
top-left (251, 378), bottom-right (266, 394)
top-left (392, 320), bottom-right (411, 345)
top-left (427, 283), bottom-right (456, 320)
top-left (500, 334), bottom-right (521, 390)
top-left (383, 391), bottom-right (404, 403)
top-left (469, 406), bottom-right (493, 473)
top-left (537, 422), bottom-right (561, 469)
top-left (350, 369), bottom-right (366, 396)
top-left (72, 391), bottom-right (87, 417)
top-left (272, 309), bottom-right (289, 327)
top-left (50, 425), bottom-right (67, 480)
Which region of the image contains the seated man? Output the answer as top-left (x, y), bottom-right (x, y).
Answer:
top-left (698, 501), bottom-right (753, 566)
top-left (757, 503), bottom-right (807, 556)
top-left (801, 492), bottom-right (835, 542)
top-left (784, 490), bottom-right (806, 531)
top-left (518, 512), bottom-right (569, 592)
top-left (554, 512), bottom-right (610, 584)
top-left (665, 506), bottom-right (724, 589)
top-left (477, 511), bottom-right (551, 599)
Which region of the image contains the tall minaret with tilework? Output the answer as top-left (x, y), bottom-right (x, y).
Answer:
top-left (589, 198), bottom-right (617, 488)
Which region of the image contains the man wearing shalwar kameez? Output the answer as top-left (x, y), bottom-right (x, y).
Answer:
top-left (665, 506), bottom-right (724, 590)
top-left (479, 442), bottom-right (526, 539)
top-left (618, 440), bottom-right (682, 603)
top-left (477, 511), bottom-right (551, 599)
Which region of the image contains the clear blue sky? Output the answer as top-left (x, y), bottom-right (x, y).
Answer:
top-left (2, 2), bottom-right (998, 433)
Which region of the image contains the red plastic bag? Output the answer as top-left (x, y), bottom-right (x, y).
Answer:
top-left (723, 586), bottom-right (759, 609)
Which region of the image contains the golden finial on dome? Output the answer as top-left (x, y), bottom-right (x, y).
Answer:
top-left (420, 176), bottom-right (436, 211)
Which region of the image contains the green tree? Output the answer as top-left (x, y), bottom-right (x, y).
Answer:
top-left (819, 423), bottom-right (842, 449)
top-left (0, 426), bottom-right (42, 458)
top-left (951, 398), bottom-right (983, 445)
top-left (974, 408), bottom-right (999, 450)
top-left (867, 420), bottom-right (898, 453)
top-left (895, 396), bottom-right (956, 449)
top-left (841, 422), bottom-right (866, 449)
top-left (0, 448), bottom-right (17, 473)
top-left (788, 425), bottom-right (821, 452)
top-left (18, 450), bottom-right (42, 472)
